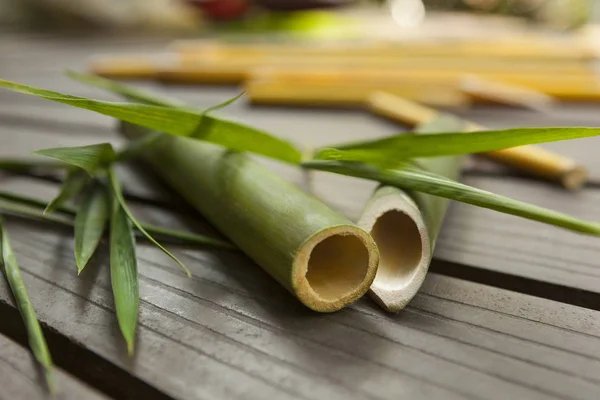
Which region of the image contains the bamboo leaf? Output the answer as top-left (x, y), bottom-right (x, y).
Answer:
top-left (66, 70), bottom-right (183, 107)
top-left (67, 71), bottom-right (244, 113)
top-left (109, 197), bottom-right (139, 355)
top-left (303, 160), bottom-right (600, 236)
top-left (203, 91), bottom-right (245, 114)
top-left (75, 183), bottom-right (109, 274)
top-left (107, 168), bottom-right (192, 277)
top-left (0, 191), bottom-right (235, 249)
top-left (34, 143), bottom-right (116, 174)
top-left (0, 158), bottom-right (68, 172)
top-left (315, 127), bottom-right (600, 165)
top-left (44, 169), bottom-right (89, 214)
top-left (0, 79), bottom-right (302, 164)
top-left (0, 199), bottom-right (73, 226)
top-left (140, 222), bottom-right (236, 249)
top-left (0, 216), bottom-right (55, 392)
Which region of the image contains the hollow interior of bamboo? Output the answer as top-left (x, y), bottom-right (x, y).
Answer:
top-left (294, 227), bottom-right (375, 310)
top-left (358, 188), bottom-right (431, 312)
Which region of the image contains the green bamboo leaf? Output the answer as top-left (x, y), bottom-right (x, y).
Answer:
top-left (44, 169), bottom-right (89, 214)
top-left (303, 160), bottom-right (600, 236)
top-left (107, 168), bottom-right (192, 277)
top-left (315, 127), bottom-right (600, 165)
top-left (34, 143), bottom-right (116, 174)
top-left (0, 199), bottom-right (73, 226)
top-left (66, 70), bottom-right (183, 107)
top-left (0, 79), bottom-right (302, 164)
top-left (0, 158), bottom-right (68, 172)
top-left (0, 216), bottom-right (55, 392)
top-left (75, 183), bottom-right (109, 274)
top-left (203, 91), bottom-right (245, 114)
top-left (67, 71), bottom-right (244, 113)
top-left (0, 191), bottom-right (235, 249)
top-left (109, 197), bottom-right (139, 355)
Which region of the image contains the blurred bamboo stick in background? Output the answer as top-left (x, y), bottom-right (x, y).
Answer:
top-left (245, 78), bottom-right (470, 108)
top-left (368, 91), bottom-right (588, 190)
top-left (172, 37), bottom-right (598, 60)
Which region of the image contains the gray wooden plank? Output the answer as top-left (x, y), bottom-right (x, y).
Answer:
top-left (435, 176), bottom-right (600, 294)
top-left (0, 205), bottom-right (599, 400)
top-left (0, 333), bottom-right (110, 400)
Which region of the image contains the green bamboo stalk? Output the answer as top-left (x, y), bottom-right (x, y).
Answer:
top-left (121, 123), bottom-right (379, 312)
top-left (357, 114), bottom-right (466, 312)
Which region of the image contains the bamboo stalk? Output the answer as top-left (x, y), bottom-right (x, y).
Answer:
top-left (89, 55), bottom-right (164, 79)
top-left (173, 38), bottom-right (597, 60)
top-left (367, 91), bottom-right (588, 190)
top-left (459, 75), bottom-right (555, 111)
top-left (121, 124), bottom-right (379, 312)
top-left (357, 115), bottom-right (466, 312)
top-left (250, 67), bottom-right (600, 101)
top-left (245, 78), bottom-right (470, 108)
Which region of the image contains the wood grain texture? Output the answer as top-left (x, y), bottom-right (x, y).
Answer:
top-left (2, 33), bottom-right (600, 400)
top-left (0, 333), bottom-right (109, 400)
top-left (1, 208), bottom-right (600, 400)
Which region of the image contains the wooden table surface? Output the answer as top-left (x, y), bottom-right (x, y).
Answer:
top-left (1, 33), bottom-right (600, 400)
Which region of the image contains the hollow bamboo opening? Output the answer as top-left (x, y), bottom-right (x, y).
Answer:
top-left (370, 210), bottom-right (423, 291)
top-left (293, 226), bottom-right (379, 313)
top-left (358, 190), bottom-right (431, 312)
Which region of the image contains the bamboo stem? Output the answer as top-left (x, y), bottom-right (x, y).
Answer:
top-left (245, 78), bottom-right (470, 108)
top-left (121, 124), bottom-right (379, 312)
top-left (458, 75), bottom-right (555, 111)
top-left (367, 91), bottom-right (588, 190)
top-left (358, 115), bottom-right (467, 312)
top-left (357, 187), bottom-right (431, 312)
top-left (172, 38), bottom-right (597, 60)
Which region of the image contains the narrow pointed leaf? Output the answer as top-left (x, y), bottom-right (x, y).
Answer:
top-left (202, 91), bottom-right (245, 114)
top-left (140, 222), bottom-right (236, 249)
top-left (75, 183), bottom-right (109, 274)
top-left (107, 168), bottom-right (191, 276)
top-left (0, 199), bottom-right (73, 227)
top-left (303, 160), bottom-right (600, 236)
top-left (109, 197), bottom-right (139, 355)
top-left (44, 169), bottom-right (89, 214)
top-left (68, 71), bottom-right (245, 113)
top-left (0, 216), bottom-right (55, 392)
top-left (0, 191), bottom-right (235, 249)
top-left (34, 143), bottom-right (116, 174)
top-left (0, 158), bottom-right (67, 172)
top-left (0, 79), bottom-right (302, 164)
top-left (66, 70), bottom-right (183, 107)
top-left (315, 127), bottom-right (600, 164)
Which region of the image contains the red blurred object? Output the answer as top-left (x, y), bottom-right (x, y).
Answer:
top-left (188, 0), bottom-right (250, 20)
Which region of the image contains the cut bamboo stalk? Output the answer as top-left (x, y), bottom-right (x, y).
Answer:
top-left (252, 67), bottom-right (600, 101)
top-left (173, 38), bottom-right (597, 60)
top-left (358, 115), bottom-right (466, 312)
top-left (459, 75), bottom-right (555, 111)
top-left (88, 54), bottom-right (600, 100)
top-left (368, 91), bottom-right (588, 190)
top-left (245, 78), bottom-right (470, 109)
top-left (177, 52), bottom-right (593, 75)
top-left (89, 55), bottom-right (166, 79)
top-left (121, 124), bottom-right (379, 312)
